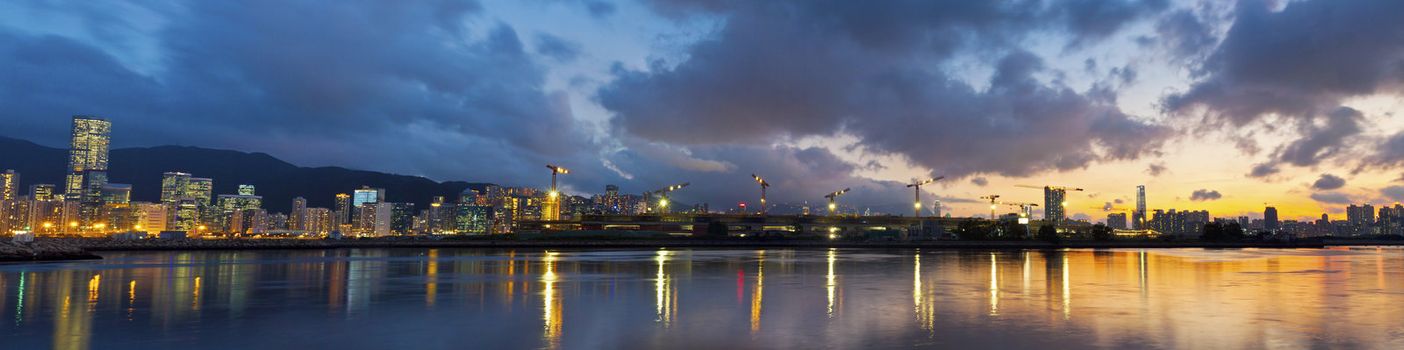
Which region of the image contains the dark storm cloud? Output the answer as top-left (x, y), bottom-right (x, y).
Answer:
top-left (1272, 107), bottom-right (1362, 167)
top-left (0, 0), bottom-right (614, 185)
top-left (1361, 132), bottom-right (1404, 171)
top-left (1310, 192), bottom-right (1353, 205)
top-left (601, 1), bottom-right (1172, 179)
top-left (1311, 174), bottom-right (1346, 191)
top-left (1189, 189), bottom-right (1221, 201)
top-left (1152, 8), bottom-right (1217, 62)
top-left (1164, 0), bottom-right (1404, 173)
top-left (1166, 0), bottom-right (1404, 123)
top-left (971, 177), bottom-right (988, 187)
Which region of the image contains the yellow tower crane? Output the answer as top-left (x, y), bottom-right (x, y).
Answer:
top-left (649, 182), bottom-right (690, 214)
top-left (543, 164), bottom-right (569, 221)
top-left (751, 174), bottom-right (770, 215)
top-left (823, 188), bottom-right (850, 216)
top-left (906, 176), bottom-right (945, 218)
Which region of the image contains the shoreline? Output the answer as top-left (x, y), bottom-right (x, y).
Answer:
top-left (50, 237), bottom-right (1404, 251)
top-left (5, 238), bottom-right (1401, 262)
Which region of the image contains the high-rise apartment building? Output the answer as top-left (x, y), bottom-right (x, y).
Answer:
top-left (291, 197), bottom-right (308, 230)
top-left (1, 169), bottom-right (18, 201)
top-left (1134, 185), bottom-right (1147, 229)
top-left (1264, 206), bottom-right (1279, 232)
top-left (334, 193), bottom-right (352, 226)
top-left (1044, 186), bottom-right (1067, 222)
top-left (1107, 212), bottom-right (1128, 230)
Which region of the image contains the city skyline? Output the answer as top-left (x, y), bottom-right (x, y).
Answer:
top-left (3, 1), bottom-right (1404, 221)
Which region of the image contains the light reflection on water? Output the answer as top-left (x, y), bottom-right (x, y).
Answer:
top-left (2, 247), bottom-right (1404, 349)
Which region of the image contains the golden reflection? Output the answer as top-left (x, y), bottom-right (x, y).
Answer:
top-left (1061, 253), bottom-right (1070, 320)
top-left (655, 250), bottom-right (674, 326)
top-left (750, 251), bottom-right (765, 334)
top-left (1138, 250), bottom-right (1148, 298)
top-left (1022, 252), bottom-right (1031, 295)
top-left (193, 276), bottom-right (202, 311)
top-left (506, 250), bottom-right (517, 306)
top-left (128, 280), bottom-right (136, 304)
top-left (426, 249), bottom-right (439, 307)
top-left (54, 271), bottom-right (92, 350)
top-left (989, 253), bottom-right (999, 316)
top-left (541, 252), bottom-right (562, 348)
top-left (914, 253), bottom-right (935, 333)
top-left (87, 274), bottom-right (100, 303)
top-left (826, 249), bottom-right (837, 318)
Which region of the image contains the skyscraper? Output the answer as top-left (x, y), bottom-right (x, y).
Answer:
top-left (291, 197), bottom-right (308, 230)
top-left (1264, 206), bottom-right (1279, 232)
top-left (65, 116), bottom-right (111, 199)
top-left (334, 193), bottom-right (352, 226)
top-left (1044, 186), bottom-right (1067, 222)
top-left (1, 169), bottom-right (17, 201)
top-left (1134, 185), bottom-right (1147, 229)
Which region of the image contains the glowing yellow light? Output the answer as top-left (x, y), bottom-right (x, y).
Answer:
top-left (94, 223), bottom-right (107, 229)
top-left (134, 225), bottom-right (143, 230)
top-left (659, 199), bottom-right (669, 207)
top-left (914, 202), bottom-right (921, 209)
top-left (42, 222), bottom-right (53, 228)
top-left (197, 225), bottom-right (207, 230)
top-left (828, 234), bottom-right (837, 240)
top-left (990, 204), bottom-right (997, 210)
top-left (1061, 201), bottom-right (1068, 207)
top-left (828, 203), bottom-right (836, 210)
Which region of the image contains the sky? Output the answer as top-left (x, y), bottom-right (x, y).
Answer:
top-left (3, 0), bottom-right (1404, 222)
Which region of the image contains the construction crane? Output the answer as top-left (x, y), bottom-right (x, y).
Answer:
top-left (648, 182), bottom-right (690, 214)
top-left (999, 201), bottom-right (1040, 219)
top-left (823, 188), bottom-right (850, 216)
top-left (543, 164), bottom-right (570, 221)
top-left (906, 176), bottom-right (945, 217)
top-left (979, 195), bottom-right (1001, 219)
top-left (752, 174), bottom-right (770, 215)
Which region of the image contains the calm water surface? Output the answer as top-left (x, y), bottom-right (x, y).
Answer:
top-left (2, 247), bottom-right (1403, 349)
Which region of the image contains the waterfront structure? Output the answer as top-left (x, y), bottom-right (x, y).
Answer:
top-left (1148, 209), bottom-right (1209, 237)
top-left (132, 202), bottom-right (167, 234)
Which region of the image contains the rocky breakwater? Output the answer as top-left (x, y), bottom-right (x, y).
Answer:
top-left (0, 240), bottom-right (102, 262)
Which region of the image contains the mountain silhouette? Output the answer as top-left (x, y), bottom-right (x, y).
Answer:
top-left (0, 136), bottom-right (491, 213)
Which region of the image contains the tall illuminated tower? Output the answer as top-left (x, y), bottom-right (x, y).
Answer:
top-left (334, 193), bottom-right (352, 225)
top-left (65, 116), bottom-right (111, 199)
top-left (1134, 185), bottom-right (1147, 229)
